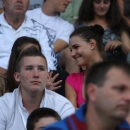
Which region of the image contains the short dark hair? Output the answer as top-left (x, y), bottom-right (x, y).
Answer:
top-left (15, 46), bottom-right (48, 72)
top-left (70, 25), bottom-right (104, 58)
top-left (6, 36), bottom-right (42, 92)
top-left (85, 61), bottom-right (130, 101)
top-left (26, 107), bottom-right (61, 130)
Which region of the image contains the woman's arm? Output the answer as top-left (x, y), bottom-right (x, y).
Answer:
top-left (105, 31), bottom-right (130, 55)
top-left (65, 82), bottom-right (77, 109)
top-left (117, 0), bottom-right (124, 15)
top-left (120, 31), bottom-right (130, 55)
top-left (117, 0), bottom-right (130, 25)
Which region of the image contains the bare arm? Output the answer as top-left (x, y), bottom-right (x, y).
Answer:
top-left (65, 82), bottom-right (77, 109)
top-left (53, 39), bottom-right (68, 54)
top-left (117, 0), bottom-right (124, 15)
top-left (117, 0), bottom-right (130, 25)
top-left (120, 31), bottom-right (130, 55)
top-left (105, 31), bottom-right (130, 55)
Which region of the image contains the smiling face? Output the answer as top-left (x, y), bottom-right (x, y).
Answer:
top-left (69, 36), bottom-right (94, 67)
top-left (14, 56), bottom-right (48, 95)
top-left (91, 68), bottom-right (130, 120)
top-left (2, 0), bottom-right (29, 16)
top-left (93, 0), bottom-right (110, 18)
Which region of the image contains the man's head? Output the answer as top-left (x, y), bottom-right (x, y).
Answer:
top-left (85, 61), bottom-right (130, 121)
top-left (26, 107), bottom-right (61, 130)
top-left (2, 0), bottom-right (29, 16)
top-left (14, 47), bottom-right (48, 94)
top-left (44, 0), bottom-right (72, 13)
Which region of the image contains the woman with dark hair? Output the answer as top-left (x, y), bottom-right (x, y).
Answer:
top-left (65, 25), bottom-right (104, 108)
top-left (75, 0), bottom-right (130, 62)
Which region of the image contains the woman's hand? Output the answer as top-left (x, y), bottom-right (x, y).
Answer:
top-left (105, 40), bottom-right (122, 51)
top-left (46, 71), bottom-right (62, 91)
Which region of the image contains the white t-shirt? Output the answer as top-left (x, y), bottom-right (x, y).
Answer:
top-left (0, 88), bottom-right (75, 130)
top-left (26, 8), bottom-right (74, 44)
top-left (0, 13), bottom-right (57, 71)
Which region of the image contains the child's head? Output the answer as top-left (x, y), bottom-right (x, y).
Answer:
top-left (27, 107), bottom-right (61, 130)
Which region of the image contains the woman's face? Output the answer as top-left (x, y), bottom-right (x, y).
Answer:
top-left (69, 36), bottom-right (93, 66)
top-left (93, 0), bottom-right (111, 17)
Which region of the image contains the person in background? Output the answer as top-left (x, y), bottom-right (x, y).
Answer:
top-left (0, 0), bottom-right (43, 14)
top-left (27, 107), bottom-right (61, 130)
top-left (75, 0), bottom-right (130, 62)
top-left (0, 47), bottom-right (75, 130)
top-left (0, 0), bottom-right (57, 72)
top-left (60, 0), bottom-right (82, 24)
top-left (5, 36), bottom-right (61, 94)
top-left (117, 0), bottom-right (130, 25)
top-left (65, 25), bottom-right (104, 108)
top-left (44, 61), bottom-right (130, 130)
top-left (26, 0), bottom-right (80, 74)
top-left (0, 0), bottom-right (57, 96)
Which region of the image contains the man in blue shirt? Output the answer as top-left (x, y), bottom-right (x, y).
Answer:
top-left (44, 61), bottom-right (130, 130)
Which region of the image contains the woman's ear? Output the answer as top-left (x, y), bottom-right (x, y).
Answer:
top-left (89, 39), bottom-right (96, 50)
top-left (14, 72), bottom-right (20, 82)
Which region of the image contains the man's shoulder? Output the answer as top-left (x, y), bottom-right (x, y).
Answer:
top-left (45, 89), bottom-right (69, 102)
top-left (0, 89), bottom-right (18, 112)
top-left (118, 121), bottom-right (130, 129)
top-left (45, 89), bottom-right (74, 109)
top-left (0, 89), bottom-right (17, 103)
top-left (45, 89), bottom-right (75, 119)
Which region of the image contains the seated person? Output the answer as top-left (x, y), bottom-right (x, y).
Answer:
top-left (5, 36), bottom-right (62, 94)
top-left (0, 36), bottom-right (67, 97)
top-left (27, 107), bottom-right (61, 130)
top-left (117, 0), bottom-right (130, 25)
top-left (75, 0), bottom-right (130, 62)
top-left (0, 0), bottom-right (57, 75)
top-left (65, 25), bottom-right (104, 108)
top-left (0, 47), bottom-right (75, 130)
top-left (44, 61), bottom-right (130, 130)
top-left (26, 0), bottom-right (80, 74)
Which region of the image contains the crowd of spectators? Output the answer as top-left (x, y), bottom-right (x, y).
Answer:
top-left (0, 0), bottom-right (130, 130)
